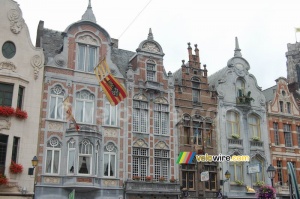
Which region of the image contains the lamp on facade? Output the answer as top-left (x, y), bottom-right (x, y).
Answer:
top-left (225, 170), bottom-right (231, 181)
top-left (28, 156), bottom-right (38, 175)
top-left (267, 164), bottom-right (276, 187)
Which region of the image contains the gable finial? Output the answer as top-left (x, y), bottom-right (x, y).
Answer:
top-left (148, 28), bottom-right (154, 40)
top-left (88, 0), bottom-right (91, 8)
top-left (234, 37), bottom-right (242, 57)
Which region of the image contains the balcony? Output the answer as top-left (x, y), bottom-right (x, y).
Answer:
top-left (125, 180), bottom-right (181, 195)
top-left (250, 140), bottom-right (263, 149)
top-left (145, 81), bottom-right (161, 92)
top-left (228, 139), bottom-right (243, 149)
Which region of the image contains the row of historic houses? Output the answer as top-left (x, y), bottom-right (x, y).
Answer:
top-left (1, 0), bottom-right (300, 199)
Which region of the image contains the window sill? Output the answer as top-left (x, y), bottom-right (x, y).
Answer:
top-left (46, 118), bottom-right (66, 123)
top-left (133, 131), bottom-right (149, 134)
top-left (102, 125), bottom-right (120, 129)
top-left (154, 134), bottom-right (169, 137)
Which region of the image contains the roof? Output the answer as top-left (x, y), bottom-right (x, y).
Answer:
top-left (207, 66), bottom-right (228, 91)
top-left (42, 28), bottom-right (64, 63)
top-left (173, 68), bottom-right (182, 86)
top-left (111, 48), bottom-right (135, 77)
top-left (262, 85), bottom-right (276, 103)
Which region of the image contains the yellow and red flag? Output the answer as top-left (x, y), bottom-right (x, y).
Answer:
top-left (94, 57), bottom-right (127, 106)
top-left (63, 96), bottom-right (80, 131)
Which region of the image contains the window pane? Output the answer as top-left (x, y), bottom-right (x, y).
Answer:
top-left (110, 154), bottom-right (115, 177)
top-left (78, 156), bottom-right (89, 174)
top-left (76, 101), bottom-right (84, 122)
top-left (0, 83), bottom-right (13, 106)
top-left (68, 150), bottom-right (75, 174)
top-left (85, 101), bottom-right (93, 123)
top-left (49, 96), bottom-right (56, 118)
top-left (104, 154), bottom-right (110, 176)
top-left (57, 97), bottom-right (63, 120)
top-left (87, 46), bottom-right (96, 72)
top-left (17, 87), bottom-right (24, 109)
top-left (111, 106), bottom-right (116, 126)
top-left (46, 150), bottom-right (53, 173)
top-left (53, 151), bottom-right (60, 173)
top-left (78, 45), bottom-right (85, 71)
top-left (133, 109), bottom-right (139, 132)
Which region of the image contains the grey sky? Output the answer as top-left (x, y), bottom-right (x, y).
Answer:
top-left (18, 0), bottom-right (300, 90)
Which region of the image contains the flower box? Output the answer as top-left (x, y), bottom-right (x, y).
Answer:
top-left (0, 175), bottom-right (8, 185)
top-left (169, 177), bottom-right (176, 183)
top-left (159, 177), bottom-right (166, 182)
top-left (132, 176), bottom-right (141, 181)
top-left (231, 134), bottom-right (240, 139)
top-left (15, 109), bottom-right (28, 119)
top-left (0, 106), bottom-right (15, 117)
top-left (235, 180), bottom-right (244, 186)
top-left (145, 176), bottom-right (152, 182)
top-left (9, 161), bottom-right (23, 174)
top-left (257, 185), bottom-right (276, 199)
top-left (252, 136), bottom-right (260, 142)
top-left (255, 181), bottom-right (265, 186)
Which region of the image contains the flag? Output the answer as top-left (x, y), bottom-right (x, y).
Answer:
top-left (296, 27), bottom-right (300, 33)
top-left (94, 57), bottom-right (127, 106)
top-left (63, 97), bottom-right (80, 131)
top-left (69, 189), bottom-right (75, 199)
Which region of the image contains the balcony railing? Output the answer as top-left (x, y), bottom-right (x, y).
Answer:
top-left (145, 81), bottom-right (161, 91)
top-left (125, 180), bottom-right (181, 195)
top-left (250, 140), bottom-right (263, 148)
top-left (228, 139), bottom-right (243, 146)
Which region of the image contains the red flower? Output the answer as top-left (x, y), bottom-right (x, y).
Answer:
top-left (15, 108), bottom-right (28, 119)
top-left (0, 174), bottom-right (8, 185)
top-left (9, 161), bottom-right (23, 174)
top-left (0, 106), bottom-right (15, 117)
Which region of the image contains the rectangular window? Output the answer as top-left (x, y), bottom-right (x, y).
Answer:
top-left (183, 127), bottom-right (190, 144)
top-left (287, 102), bottom-right (291, 114)
top-left (279, 101), bottom-right (284, 112)
top-left (49, 95), bottom-right (64, 120)
top-left (181, 164), bottom-right (195, 190)
top-left (154, 150), bottom-right (169, 181)
top-left (284, 124), bottom-right (292, 147)
top-left (192, 89), bottom-right (200, 103)
top-left (154, 104), bottom-right (169, 135)
top-left (76, 99), bottom-right (94, 124)
top-left (77, 44), bottom-right (97, 73)
top-left (206, 123), bottom-right (212, 146)
top-left (17, 86), bottom-right (24, 109)
top-left (67, 141), bottom-right (75, 174)
top-left (104, 101), bottom-right (117, 126)
top-left (204, 165), bottom-right (217, 190)
top-left (0, 135), bottom-right (8, 175)
top-left (46, 149), bottom-right (60, 174)
top-left (104, 153), bottom-right (116, 177)
top-left (193, 122), bottom-right (203, 145)
top-left (132, 147), bottom-right (148, 181)
top-left (274, 123), bottom-right (280, 145)
top-left (133, 101), bottom-right (148, 133)
top-left (11, 137), bottom-right (20, 163)
top-left (146, 64), bottom-right (155, 81)
top-left (0, 83), bottom-right (13, 106)
top-left (277, 160), bottom-right (283, 185)
top-left (229, 163), bottom-right (243, 181)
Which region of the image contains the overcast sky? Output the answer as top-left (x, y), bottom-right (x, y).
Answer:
top-left (17, 0), bottom-right (300, 90)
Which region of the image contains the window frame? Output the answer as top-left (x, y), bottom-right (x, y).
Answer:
top-left (181, 164), bottom-right (196, 190)
top-left (284, 124), bottom-right (292, 147)
top-left (103, 152), bottom-right (116, 178)
top-left (277, 160), bottom-right (283, 185)
top-left (45, 138), bottom-right (61, 175)
top-left (146, 62), bottom-right (156, 81)
top-left (104, 98), bottom-right (118, 126)
top-left (274, 123), bottom-right (280, 146)
top-left (76, 43), bottom-right (97, 73)
top-left (154, 103), bottom-right (169, 135)
top-left (226, 111), bottom-right (240, 136)
top-left (248, 114), bottom-right (261, 138)
top-left (132, 147), bottom-right (148, 181)
top-left (17, 86), bottom-right (24, 109)
top-left (204, 164), bottom-right (217, 191)
top-left (78, 139), bottom-right (93, 175)
top-left (154, 149), bottom-right (169, 182)
top-left (67, 139), bottom-right (76, 175)
top-left (133, 100), bottom-right (148, 133)
top-left (229, 162), bottom-right (243, 182)
top-left (48, 85), bottom-right (65, 120)
top-left (0, 83), bottom-right (14, 107)
top-left (75, 90), bottom-right (95, 124)
top-left (193, 121), bottom-right (203, 145)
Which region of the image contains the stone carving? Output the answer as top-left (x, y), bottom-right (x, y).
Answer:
top-left (142, 42), bottom-right (160, 53)
top-left (0, 61), bottom-right (16, 72)
top-left (105, 142), bottom-right (116, 152)
top-left (44, 177), bottom-right (60, 184)
top-left (155, 141), bottom-right (169, 149)
top-left (133, 139), bottom-right (148, 147)
top-left (133, 94), bottom-right (147, 101)
top-left (31, 55), bottom-right (43, 79)
top-left (77, 35), bottom-right (98, 46)
top-left (104, 128), bottom-right (117, 137)
top-left (54, 54), bottom-right (65, 67)
top-left (0, 117), bottom-right (11, 131)
top-left (103, 180), bottom-right (117, 186)
top-left (7, 9), bottom-right (24, 34)
top-left (154, 97), bottom-right (168, 104)
top-left (48, 122), bottom-right (63, 132)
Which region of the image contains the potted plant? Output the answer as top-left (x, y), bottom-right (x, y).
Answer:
top-left (9, 161), bottom-right (23, 174)
top-left (257, 185), bottom-right (276, 199)
top-left (252, 136), bottom-right (260, 141)
top-left (169, 177), bottom-right (176, 183)
top-left (145, 176), bottom-right (152, 182)
top-left (15, 108), bottom-right (28, 119)
top-left (231, 134), bottom-right (240, 139)
top-left (159, 176), bottom-right (166, 182)
top-left (235, 180), bottom-right (244, 186)
top-left (132, 176), bottom-right (141, 181)
top-left (0, 175), bottom-right (8, 185)
top-left (0, 106), bottom-right (15, 117)
top-left (255, 181), bottom-right (265, 186)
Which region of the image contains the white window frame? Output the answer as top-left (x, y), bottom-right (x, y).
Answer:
top-left (133, 100), bottom-right (148, 133)
top-left (49, 85), bottom-right (64, 120)
top-left (132, 147), bottom-right (148, 181)
top-left (45, 138), bottom-right (61, 175)
top-left (103, 153), bottom-right (116, 178)
top-left (146, 62), bottom-right (156, 81)
top-left (248, 114), bottom-right (261, 138)
top-left (104, 98), bottom-right (118, 126)
top-left (154, 104), bottom-right (169, 135)
top-left (229, 162), bottom-right (243, 182)
top-left (284, 124), bottom-right (292, 147)
top-left (67, 139), bottom-right (76, 175)
top-left (95, 142), bottom-right (100, 176)
top-left (77, 43), bottom-right (97, 73)
top-left (154, 149), bottom-right (169, 182)
top-left (226, 111), bottom-right (240, 136)
top-left (75, 90), bottom-right (94, 124)
top-left (78, 139), bottom-right (93, 175)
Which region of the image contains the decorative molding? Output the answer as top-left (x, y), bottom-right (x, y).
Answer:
top-left (155, 141), bottom-right (169, 149)
top-left (0, 61), bottom-right (16, 72)
top-left (104, 128), bottom-right (117, 137)
top-left (31, 55), bottom-right (43, 79)
top-left (7, 9), bottom-right (24, 34)
top-left (77, 35), bottom-right (98, 46)
top-left (142, 42), bottom-right (160, 53)
top-left (103, 179), bottom-right (117, 186)
top-left (44, 177), bottom-right (60, 184)
top-left (0, 117), bottom-right (11, 131)
top-left (48, 122), bottom-right (64, 132)
top-left (133, 93), bottom-right (147, 101)
top-left (133, 139), bottom-right (148, 147)
top-left (54, 54), bottom-right (66, 67)
top-left (154, 97), bottom-right (168, 104)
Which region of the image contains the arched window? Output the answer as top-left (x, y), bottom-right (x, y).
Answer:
top-left (45, 137), bottom-right (61, 174)
top-left (49, 85), bottom-right (65, 120)
top-left (75, 90), bottom-right (94, 124)
top-left (226, 111), bottom-right (240, 137)
top-left (248, 114), bottom-right (261, 138)
top-left (78, 139), bottom-right (93, 175)
top-left (104, 142), bottom-right (117, 177)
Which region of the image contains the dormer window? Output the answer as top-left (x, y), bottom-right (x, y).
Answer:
top-left (236, 78), bottom-right (245, 97)
top-left (76, 34), bottom-right (99, 73)
top-left (146, 60), bottom-right (156, 81)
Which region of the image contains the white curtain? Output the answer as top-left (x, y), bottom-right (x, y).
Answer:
top-left (104, 154), bottom-right (109, 176)
top-left (88, 47), bottom-right (96, 72)
top-left (76, 101), bottom-right (83, 122)
top-left (86, 157), bottom-right (90, 174)
top-left (49, 97), bottom-right (56, 118)
top-left (85, 102), bottom-right (93, 123)
top-left (53, 151), bottom-right (59, 173)
top-left (78, 156), bottom-right (83, 173)
top-left (68, 150), bottom-right (75, 173)
top-left (110, 154), bottom-right (115, 176)
top-left (57, 97), bottom-right (63, 120)
top-left (78, 45), bottom-right (85, 71)
top-left (111, 106), bottom-right (116, 126)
